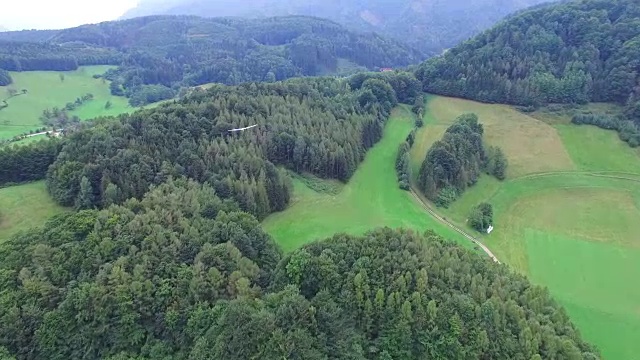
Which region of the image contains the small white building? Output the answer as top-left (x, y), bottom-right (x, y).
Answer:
top-left (487, 225), bottom-right (494, 234)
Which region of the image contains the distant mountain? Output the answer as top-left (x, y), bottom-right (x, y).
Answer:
top-left (120, 0), bottom-right (554, 55)
top-left (0, 15), bottom-right (421, 105)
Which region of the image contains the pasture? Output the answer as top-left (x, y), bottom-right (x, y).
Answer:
top-left (262, 106), bottom-right (474, 253)
top-left (0, 181), bottom-right (68, 243)
top-left (0, 66), bottom-right (131, 140)
top-left (409, 95), bottom-right (640, 359)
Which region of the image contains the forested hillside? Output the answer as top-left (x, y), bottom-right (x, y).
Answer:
top-left (0, 16), bottom-right (420, 105)
top-left (0, 198), bottom-right (598, 360)
top-left (42, 76), bottom-right (405, 219)
top-left (416, 0), bottom-right (640, 124)
top-left (121, 0), bottom-right (552, 55)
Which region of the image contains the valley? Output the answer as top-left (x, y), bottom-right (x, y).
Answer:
top-left (1, 0), bottom-right (639, 358)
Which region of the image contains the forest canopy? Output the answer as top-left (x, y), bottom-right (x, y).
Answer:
top-left (0, 193), bottom-right (598, 359)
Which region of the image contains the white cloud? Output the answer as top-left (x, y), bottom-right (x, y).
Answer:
top-left (1, 0), bottom-right (139, 30)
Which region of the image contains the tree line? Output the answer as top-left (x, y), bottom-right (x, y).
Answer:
top-left (415, 0), bottom-right (640, 131)
top-left (0, 68), bottom-right (11, 86)
top-left (395, 141), bottom-right (411, 190)
top-left (0, 139), bottom-right (63, 186)
top-left (0, 41), bottom-right (121, 72)
top-left (39, 93), bottom-right (94, 127)
top-left (0, 179), bottom-right (599, 359)
top-left (572, 112), bottom-right (640, 147)
top-left (417, 113), bottom-right (507, 207)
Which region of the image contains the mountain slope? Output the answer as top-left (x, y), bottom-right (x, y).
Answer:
top-left (416, 0), bottom-right (640, 109)
top-left (120, 0), bottom-right (554, 55)
top-left (0, 16), bottom-right (420, 105)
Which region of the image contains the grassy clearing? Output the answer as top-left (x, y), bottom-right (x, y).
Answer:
top-left (0, 181), bottom-right (68, 243)
top-left (526, 230), bottom-right (640, 360)
top-left (0, 66), bottom-right (132, 139)
top-left (410, 95), bottom-right (575, 178)
top-left (409, 95), bottom-right (640, 358)
top-left (262, 106), bottom-right (473, 253)
top-left (556, 124), bottom-right (640, 173)
top-left (486, 175), bottom-right (640, 273)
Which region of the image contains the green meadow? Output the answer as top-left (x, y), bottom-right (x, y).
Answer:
top-left (262, 106), bottom-right (473, 253)
top-left (0, 66), bottom-right (132, 139)
top-left (409, 95), bottom-right (640, 360)
top-left (0, 181), bottom-right (68, 243)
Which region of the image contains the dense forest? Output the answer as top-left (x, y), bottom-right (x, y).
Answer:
top-left (0, 184), bottom-right (598, 359)
top-left (416, 0), bottom-right (640, 128)
top-left (418, 114), bottom-right (506, 207)
top-left (121, 0), bottom-right (552, 55)
top-left (42, 77), bottom-right (398, 219)
top-left (0, 16), bottom-right (420, 105)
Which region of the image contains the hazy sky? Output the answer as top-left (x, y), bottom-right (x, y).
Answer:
top-left (1, 0), bottom-right (139, 30)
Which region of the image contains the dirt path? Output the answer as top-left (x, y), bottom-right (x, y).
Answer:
top-left (409, 188), bottom-right (501, 264)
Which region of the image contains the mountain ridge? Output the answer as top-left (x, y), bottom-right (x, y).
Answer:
top-left (120, 0), bottom-right (555, 55)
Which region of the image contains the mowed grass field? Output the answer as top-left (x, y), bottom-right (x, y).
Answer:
top-left (0, 66), bottom-right (132, 140)
top-left (262, 106), bottom-right (474, 253)
top-left (0, 181), bottom-right (68, 243)
top-left (410, 95), bottom-right (640, 359)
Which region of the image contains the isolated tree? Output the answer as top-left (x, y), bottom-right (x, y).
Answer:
top-left (469, 202), bottom-right (493, 232)
top-left (492, 148), bottom-right (508, 180)
top-left (59, 73), bottom-right (65, 82)
top-left (75, 176), bottom-right (95, 209)
top-left (486, 146), bottom-right (508, 180)
top-left (0, 69), bottom-right (12, 86)
top-left (105, 100), bottom-right (112, 109)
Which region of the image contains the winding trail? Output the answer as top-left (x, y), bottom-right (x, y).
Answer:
top-left (409, 187), bottom-right (501, 264)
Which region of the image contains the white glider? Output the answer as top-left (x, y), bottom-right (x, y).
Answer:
top-left (228, 124), bottom-right (258, 132)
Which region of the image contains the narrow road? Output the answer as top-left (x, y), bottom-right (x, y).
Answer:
top-left (409, 188), bottom-right (501, 264)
